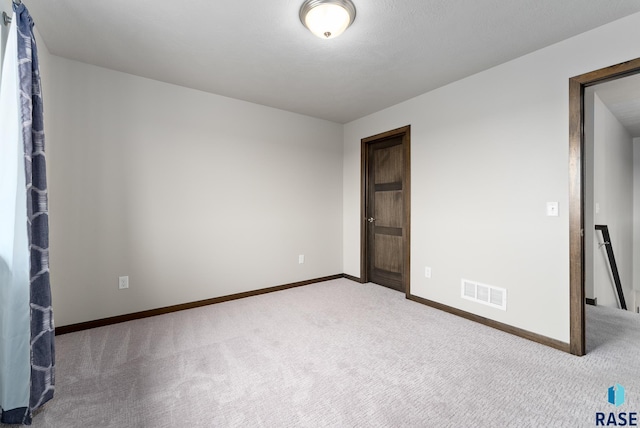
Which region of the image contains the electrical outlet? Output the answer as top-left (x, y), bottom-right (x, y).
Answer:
top-left (298, 255), bottom-right (305, 264)
top-left (424, 267), bottom-right (432, 278)
top-left (118, 276), bottom-right (129, 289)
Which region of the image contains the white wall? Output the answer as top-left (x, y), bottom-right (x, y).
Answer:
top-left (590, 94), bottom-right (634, 309)
top-left (43, 56), bottom-right (344, 327)
top-left (584, 89), bottom-right (596, 301)
top-left (634, 138), bottom-right (640, 312)
top-left (0, 0), bottom-right (12, 72)
top-left (343, 12), bottom-right (640, 343)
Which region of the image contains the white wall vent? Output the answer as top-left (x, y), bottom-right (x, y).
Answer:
top-left (461, 279), bottom-right (507, 311)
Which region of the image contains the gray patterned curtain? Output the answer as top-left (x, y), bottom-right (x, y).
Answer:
top-left (0, 2), bottom-right (55, 425)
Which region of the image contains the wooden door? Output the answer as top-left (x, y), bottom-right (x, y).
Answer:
top-left (362, 126), bottom-right (410, 293)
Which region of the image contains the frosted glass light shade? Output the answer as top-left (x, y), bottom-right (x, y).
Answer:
top-left (300, 0), bottom-right (356, 39)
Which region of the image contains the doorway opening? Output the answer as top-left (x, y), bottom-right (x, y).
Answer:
top-left (569, 57), bottom-right (640, 356)
top-left (360, 126), bottom-right (411, 295)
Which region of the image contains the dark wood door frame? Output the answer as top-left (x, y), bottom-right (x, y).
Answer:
top-left (569, 57), bottom-right (640, 356)
top-left (360, 125), bottom-right (411, 296)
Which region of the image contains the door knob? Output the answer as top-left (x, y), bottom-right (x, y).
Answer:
top-left (367, 217), bottom-right (376, 223)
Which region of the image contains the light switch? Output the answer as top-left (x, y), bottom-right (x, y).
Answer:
top-left (547, 202), bottom-right (559, 217)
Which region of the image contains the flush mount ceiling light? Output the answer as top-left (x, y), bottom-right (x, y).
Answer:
top-left (299, 0), bottom-right (356, 39)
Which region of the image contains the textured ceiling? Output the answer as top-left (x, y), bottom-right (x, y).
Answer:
top-left (592, 73), bottom-right (640, 138)
top-left (22, 0), bottom-right (640, 123)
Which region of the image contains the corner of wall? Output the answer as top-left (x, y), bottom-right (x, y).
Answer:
top-left (634, 138), bottom-right (640, 294)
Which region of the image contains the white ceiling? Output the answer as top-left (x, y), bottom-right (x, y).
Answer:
top-left (23, 0), bottom-right (640, 123)
top-left (592, 73), bottom-right (640, 138)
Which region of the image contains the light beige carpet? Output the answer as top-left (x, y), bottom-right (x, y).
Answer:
top-left (18, 279), bottom-right (640, 427)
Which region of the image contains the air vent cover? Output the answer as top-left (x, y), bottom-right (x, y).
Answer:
top-left (461, 279), bottom-right (507, 311)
